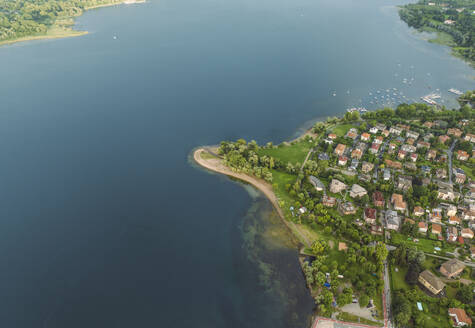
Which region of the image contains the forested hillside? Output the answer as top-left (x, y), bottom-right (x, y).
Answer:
top-left (0, 0), bottom-right (123, 42)
top-left (399, 0), bottom-right (475, 65)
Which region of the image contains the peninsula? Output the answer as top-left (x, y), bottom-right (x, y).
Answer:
top-left (0, 0), bottom-right (144, 46)
top-left (194, 91), bottom-right (475, 328)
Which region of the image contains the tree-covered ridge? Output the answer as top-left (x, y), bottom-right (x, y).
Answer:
top-left (0, 0), bottom-right (123, 41)
top-left (399, 0), bottom-right (475, 65)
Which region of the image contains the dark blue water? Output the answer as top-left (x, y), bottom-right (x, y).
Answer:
top-left (0, 0), bottom-right (473, 326)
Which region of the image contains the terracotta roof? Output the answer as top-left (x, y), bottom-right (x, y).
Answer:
top-left (449, 308), bottom-right (472, 325)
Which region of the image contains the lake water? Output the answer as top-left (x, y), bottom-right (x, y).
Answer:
top-left (0, 0), bottom-right (473, 327)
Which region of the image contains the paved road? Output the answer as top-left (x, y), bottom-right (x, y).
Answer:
top-left (446, 139), bottom-right (457, 184)
top-left (382, 261), bottom-right (392, 328)
top-left (424, 252), bottom-right (475, 268)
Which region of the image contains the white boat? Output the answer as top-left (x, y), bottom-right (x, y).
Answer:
top-left (448, 88), bottom-right (463, 95)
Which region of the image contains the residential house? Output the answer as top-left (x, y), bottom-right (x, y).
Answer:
top-left (338, 242), bottom-right (348, 251)
top-left (417, 141), bottom-right (430, 149)
top-left (349, 159), bottom-right (359, 171)
top-left (345, 128), bottom-right (358, 140)
top-left (318, 153), bottom-right (330, 161)
top-left (328, 133), bottom-right (337, 140)
top-left (322, 195), bottom-right (336, 207)
top-left (361, 161), bottom-right (374, 173)
top-left (436, 168), bottom-right (447, 179)
top-left (418, 221), bottom-right (428, 233)
top-left (464, 133), bottom-right (475, 143)
top-left (438, 188), bottom-right (456, 201)
top-left (462, 209), bottom-right (475, 221)
top-left (461, 228), bottom-right (474, 239)
top-left (369, 143), bottom-right (380, 154)
top-left (448, 216), bottom-right (461, 225)
top-left (397, 176), bottom-right (412, 191)
top-left (401, 144), bottom-right (416, 153)
top-left (334, 144), bottom-right (346, 156)
top-left (440, 259), bottom-right (465, 278)
top-left (391, 193), bottom-right (406, 212)
top-left (405, 218), bottom-right (415, 225)
top-left (385, 159), bottom-right (402, 169)
top-left (338, 156), bottom-right (348, 166)
top-left (455, 172), bottom-right (466, 184)
top-left (373, 191), bottom-right (385, 207)
top-left (427, 149), bottom-right (437, 160)
top-left (456, 150), bottom-right (469, 161)
top-left (361, 132), bottom-right (371, 141)
top-left (351, 148), bottom-right (363, 159)
top-left (369, 127), bottom-right (378, 134)
top-left (397, 123), bottom-right (410, 131)
top-left (407, 131), bottom-right (419, 139)
top-left (406, 137), bottom-right (415, 145)
top-left (459, 119), bottom-right (469, 126)
top-left (330, 179), bottom-right (347, 193)
top-left (404, 162), bottom-right (417, 171)
top-left (423, 121), bottom-right (434, 128)
top-left (447, 128), bottom-right (462, 138)
top-left (339, 202), bottom-right (356, 215)
top-left (389, 126), bottom-right (403, 135)
top-left (350, 184), bottom-right (367, 198)
top-left (410, 153), bottom-right (418, 162)
top-left (388, 143), bottom-right (397, 154)
top-left (448, 308), bottom-right (472, 327)
top-left (432, 223), bottom-right (442, 235)
top-left (439, 135), bottom-right (450, 144)
top-left (309, 176), bottom-right (325, 192)
top-left (359, 173), bottom-right (371, 183)
top-left (414, 206), bottom-right (425, 217)
top-left (364, 208), bottom-right (377, 225)
top-left (382, 130), bottom-right (390, 137)
top-left (418, 270), bottom-right (445, 295)
top-left (430, 208), bottom-right (443, 223)
top-left (447, 226), bottom-right (458, 242)
top-left (383, 168), bottom-right (391, 181)
top-left (398, 150), bottom-right (407, 160)
top-left (374, 136), bottom-right (384, 144)
top-left (447, 205), bottom-right (457, 217)
top-left (375, 123), bottom-right (386, 131)
top-left (386, 210), bottom-right (400, 230)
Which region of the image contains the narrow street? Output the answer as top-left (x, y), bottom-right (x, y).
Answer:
top-left (446, 139), bottom-right (457, 184)
top-left (383, 260), bottom-right (392, 328)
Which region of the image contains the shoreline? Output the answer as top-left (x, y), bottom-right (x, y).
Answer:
top-left (193, 147), bottom-right (312, 248)
top-left (0, 30), bottom-right (87, 47)
top-left (0, 0), bottom-right (145, 47)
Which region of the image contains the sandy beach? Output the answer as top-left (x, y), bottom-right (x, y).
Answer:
top-left (193, 147), bottom-right (311, 247)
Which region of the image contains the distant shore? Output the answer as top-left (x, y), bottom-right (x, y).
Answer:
top-left (0, 0), bottom-right (145, 47)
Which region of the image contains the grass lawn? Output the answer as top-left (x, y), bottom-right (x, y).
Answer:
top-left (421, 26), bottom-right (456, 47)
top-left (390, 265), bottom-right (410, 291)
top-left (337, 312), bottom-right (383, 327)
top-left (270, 170), bottom-right (296, 207)
top-left (258, 139), bottom-right (314, 165)
top-left (332, 124), bottom-right (354, 137)
top-left (200, 151), bottom-right (218, 160)
top-left (390, 233), bottom-right (456, 254)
